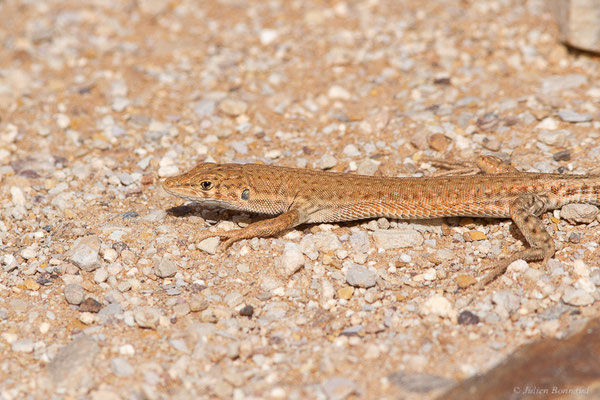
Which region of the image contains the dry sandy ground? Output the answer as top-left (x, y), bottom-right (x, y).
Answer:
top-left (1, 0), bottom-right (600, 399)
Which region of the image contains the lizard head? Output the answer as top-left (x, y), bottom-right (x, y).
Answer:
top-left (162, 163), bottom-right (249, 210)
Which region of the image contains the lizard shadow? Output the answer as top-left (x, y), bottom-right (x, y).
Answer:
top-left (166, 205), bottom-right (528, 245)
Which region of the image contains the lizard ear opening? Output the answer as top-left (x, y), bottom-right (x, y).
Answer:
top-left (241, 188), bottom-right (250, 200)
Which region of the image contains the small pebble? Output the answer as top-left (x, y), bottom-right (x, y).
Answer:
top-left (321, 377), bottom-right (357, 400)
top-left (562, 287), bottom-right (594, 306)
top-left (69, 235), bottom-right (101, 272)
top-left (337, 286), bottom-right (354, 300)
top-left (134, 307), bottom-right (160, 329)
top-left (94, 268), bottom-right (108, 283)
top-left (457, 311), bottom-right (480, 325)
top-left (11, 339), bottom-right (34, 353)
top-left (80, 298), bottom-right (103, 313)
top-left (276, 243), bottom-right (305, 277)
top-left (428, 133), bottom-right (452, 151)
top-left (239, 305), bottom-right (254, 317)
top-left (553, 150), bottom-right (571, 161)
top-left (346, 264), bottom-right (377, 288)
top-left (317, 154), bottom-right (338, 170)
top-left (197, 237), bottom-right (220, 254)
top-left (420, 295), bottom-right (455, 318)
top-left (557, 109), bottom-right (592, 123)
top-left (64, 283), bottom-right (85, 305)
top-left (560, 204), bottom-right (598, 224)
top-left (111, 357), bottom-right (134, 377)
top-left (537, 129), bottom-right (567, 146)
top-left (79, 312), bottom-right (96, 325)
top-left (154, 258), bottom-right (177, 278)
top-left (219, 98), bottom-right (248, 117)
top-left (327, 85), bottom-right (351, 100)
top-left (173, 302), bottom-right (190, 317)
top-left (372, 230), bottom-right (423, 249)
top-left (189, 298), bottom-right (209, 312)
top-left (356, 159), bottom-right (380, 176)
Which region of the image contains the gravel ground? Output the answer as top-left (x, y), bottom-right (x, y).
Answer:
top-left (1, 0), bottom-right (600, 399)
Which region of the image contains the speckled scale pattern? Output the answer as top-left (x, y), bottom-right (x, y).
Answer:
top-left (163, 160), bottom-right (600, 285)
top-left (164, 162), bottom-right (600, 222)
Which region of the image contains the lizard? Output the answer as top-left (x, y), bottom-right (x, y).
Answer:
top-left (161, 155), bottom-right (600, 288)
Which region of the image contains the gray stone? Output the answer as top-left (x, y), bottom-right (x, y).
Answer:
top-left (154, 258), bottom-right (177, 278)
top-left (356, 159), bottom-right (379, 176)
top-left (111, 357), bottom-right (134, 377)
top-left (262, 301), bottom-right (288, 320)
top-left (560, 204), bottom-right (599, 224)
top-left (64, 283), bottom-right (85, 305)
top-left (117, 172), bottom-right (134, 186)
top-left (317, 154), bottom-right (338, 170)
top-left (142, 210), bottom-right (167, 222)
top-left (557, 109), bottom-right (593, 123)
top-left (321, 377), bottom-right (358, 400)
top-left (98, 303), bottom-right (123, 322)
top-left (11, 339), bottom-right (34, 353)
top-left (346, 264), bottom-right (377, 288)
top-left (192, 99), bottom-right (216, 118)
top-left (562, 287), bottom-right (594, 306)
top-left (46, 335), bottom-right (99, 392)
top-left (349, 231), bottom-right (370, 252)
top-left (492, 290), bottom-right (521, 314)
top-left (537, 129), bottom-right (568, 147)
top-left (69, 235), bottom-right (101, 271)
top-left (224, 292), bottom-right (244, 308)
top-left (372, 229), bottom-right (423, 249)
top-left (388, 372), bottom-right (455, 393)
top-left (540, 74), bottom-right (588, 94)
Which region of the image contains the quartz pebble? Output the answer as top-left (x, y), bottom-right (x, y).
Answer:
top-left (317, 154), bottom-right (338, 170)
top-left (197, 237), bottom-right (220, 254)
top-left (69, 236), bottom-right (101, 272)
top-left (562, 287), bottom-right (594, 306)
top-left (421, 295), bottom-right (455, 318)
top-left (11, 339), bottom-right (34, 353)
top-left (372, 230), bottom-right (423, 249)
top-left (276, 243), bottom-right (305, 277)
top-left (94, 268), bottom-right (108, 283)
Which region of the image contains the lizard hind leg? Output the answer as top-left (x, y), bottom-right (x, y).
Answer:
top-left (474, 193), bottom-right (554, 289)
top-left (475, 155), bottom-right (518, 174)
top-left (424, 155), bottom-right (518, 177)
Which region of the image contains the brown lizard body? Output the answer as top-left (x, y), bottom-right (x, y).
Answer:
top-left (162, 156), bottom-right (600, 287)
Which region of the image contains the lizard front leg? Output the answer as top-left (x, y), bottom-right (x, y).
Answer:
top-left (195, 208), bottom-right (302, 249)
top-left (474, 193), bottom-right (554, 289)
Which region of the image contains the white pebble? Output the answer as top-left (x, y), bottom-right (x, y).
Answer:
top-left (421, 294), bottom-right (455, 318)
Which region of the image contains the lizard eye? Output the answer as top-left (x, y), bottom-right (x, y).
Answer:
top-left (200, 181), bottom-right (213, 190)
